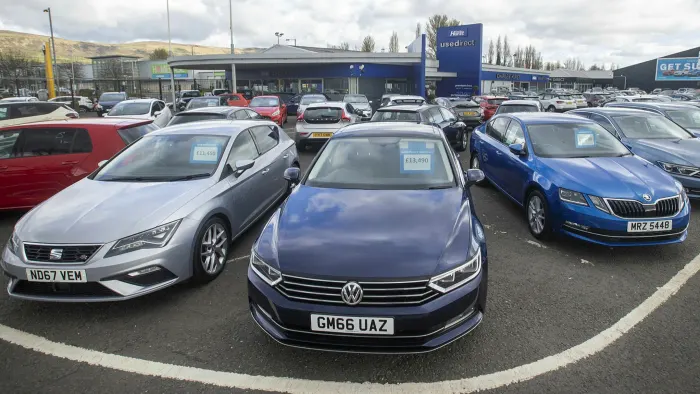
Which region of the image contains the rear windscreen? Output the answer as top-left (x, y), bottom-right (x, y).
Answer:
top-left (498, 105), bottom-right (539, 114)
top-left (304, 107), bottom-right (342, 123)
top-left (117, 123), bottom-right (159, 145)
top-left (168, 113), bottom-right (227, 126)
top-left (371, 110), bottom-right (421, 122)
top-left (487, 99), bottom-right (508, 105)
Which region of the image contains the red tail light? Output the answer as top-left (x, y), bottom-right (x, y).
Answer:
top-left (487, 105), bottom-right (497, 110)
top-left (297, 112), bottom-right (304, 122)
top-left (556, 101), bottom-right (564, 104)
top-left (341, 114), bottom-right (352, 122)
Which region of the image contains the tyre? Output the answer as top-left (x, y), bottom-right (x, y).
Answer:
top-left (192, 217), bottom-right (230, 284)
top-left (526, 190), bottom-right (552, 239)
top-left (78, 106), bottom-right (89, 113)
top-left (547, 106), bottom-right (556, 112)
top-left (456, 130), bottom-right (468, 152)
top-left (284, 115), bottom-right (288, 125)
top-left (469, 154), bottom-right (487, 186)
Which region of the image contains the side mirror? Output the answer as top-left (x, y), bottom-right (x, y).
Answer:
top-left (97, 160), bottom-right (108, 168)
top-left (153, 110), bottom-right (162, 117)
top-left (234, 159), bottom-right (255, 175)
top-left (369, 100), bottom-right (373, 104)
top-left (464, 169), bottom-right (485, 186)
top-left (284, 167), bottom-right (301, 184)
top-left (508, 143), bottom-right (526, 156)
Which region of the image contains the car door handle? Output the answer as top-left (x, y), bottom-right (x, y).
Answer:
top-left (495, 151), bottom-right (502, 155)
top-left (61, 161), bottom-right (79, 165)
top-left (282, 153), bottom-right (289, 159)
top-left (261, 168), bottom-right (270, 175)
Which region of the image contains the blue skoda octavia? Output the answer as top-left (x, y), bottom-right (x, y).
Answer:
top-left (248, 123), bottom-right (487, 353)
top-left (470, 113), bottom-right (690, 246)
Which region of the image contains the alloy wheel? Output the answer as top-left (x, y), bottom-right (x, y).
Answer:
top-left (471, 155), bottom-right (479, 169)
top-left (200, 223), bottom-right (228, 275)
top-left (528, 195), bottom-right (546, 234)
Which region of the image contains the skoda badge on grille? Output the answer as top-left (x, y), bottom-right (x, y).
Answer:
top-left (642, 194), bottom-right (652, 202)
top-left (341, 282), bottom-right (363, 305)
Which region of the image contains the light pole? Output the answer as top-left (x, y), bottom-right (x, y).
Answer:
top-left (619, 74), bottom-right (627, 89)
top-left (43, 8), bottom-right (58, 93)
top-left (166, 0), bottom-right (172, 56)
top-left (285, 38), bottom-right (297, 46)
top-left (275, 32), bottom-right (284, 45)
top-left (229, 0), bottom-right (234, 54)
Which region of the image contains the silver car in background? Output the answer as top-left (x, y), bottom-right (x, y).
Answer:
top-left (2, 120), bottom-right (298, 302)
top-left (295, 101), bottom-right (360, 150)
top-left (296, 94), bottom-right (328, 117)
top-left (342, 94), bottom-right (373, 120)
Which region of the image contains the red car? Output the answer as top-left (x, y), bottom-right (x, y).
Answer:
top-left (478, 96), bottom-right (509, 121)
top-left (220, 93), bottom-right (249, 107)
top-left (0, 118), bottom-right (158, 210)
top-left (247, 95), bottom-right (288, 126)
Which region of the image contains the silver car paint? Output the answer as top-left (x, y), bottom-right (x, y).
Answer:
top-left (2, 120), bottom-right (298, 302)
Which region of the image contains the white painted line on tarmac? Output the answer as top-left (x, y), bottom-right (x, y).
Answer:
top-left (226, 254), bottom-right (250, 263)
top-left (2, 253), bottom-right (700, 393)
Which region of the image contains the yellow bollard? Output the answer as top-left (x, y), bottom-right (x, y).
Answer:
top-left (43, 42), bottom-right (55, 99)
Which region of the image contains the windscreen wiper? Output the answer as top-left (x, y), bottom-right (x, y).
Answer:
top-left (168, 173), bottom-right (212, 181)
top-left (101, 176), bottom-right (161, 182)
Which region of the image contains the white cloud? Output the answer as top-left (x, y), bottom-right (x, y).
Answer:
top-left (1, 0), bottom-right (698, 67)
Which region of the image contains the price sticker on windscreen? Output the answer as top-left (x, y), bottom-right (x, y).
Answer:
top-left (575, 129), bottom-right (596, 148)
top-left (190, 143), bottom-right (220, 164)
top-left (400, 141), bottom-right (434, 173)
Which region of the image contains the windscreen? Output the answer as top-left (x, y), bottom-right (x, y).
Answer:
top-left (300, 96), bottom-right (327, 105)
top-left (95, 134), bottom-right (230, 182)
top-left (666, 108), bottom-right (700, 129)
top-left (99, 93), bottom-right (125, 102)
top-left (117, 123), bottom-right (159, 144)
top-left (167, 113), bottom-right (227, 126)
top-left (371, 110), bottom-right (421, 122)
top-left (497, 105), bottom-right (539, 114)
top-left (487, 98), bottom-right (508, 105)
top-left (187, 98), bottom-right (222, 109)
top-left (181, 91), bottom-right (200, 98)
top-left (306, 137), bottom-right (455, 190)
top-left (631, 97), bottom-right (664, 102)
top-left (249, 97), bottom-right (280, 107)
top-left (528, 123), bottom-right (630, 158)
top-left (612, 115), bottom-right (694, 140)
top-left (343, 95), bottom-right (368, 104)
top-left (108, 102), bottom-right (150, 116)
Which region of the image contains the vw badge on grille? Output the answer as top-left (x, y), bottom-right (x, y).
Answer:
top-left (49, 249), bottom-right (63, 261)
top-left (341, 282), bottom-right (363, 305)
top-left (642, 193), bottom-right (652, 202)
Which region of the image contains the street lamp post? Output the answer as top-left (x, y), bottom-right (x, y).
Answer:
top-left (43, 7), bottom-right (58, 95)
top-left (166, 0), bottom-right (172, 56)
top-left (275, 32), bottom-right (284, 44)
top-left (229, 0), bottom-right (234, 54)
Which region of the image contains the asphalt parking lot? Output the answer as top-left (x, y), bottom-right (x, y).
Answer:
top-left (1, 120), bottom-right (700, 394)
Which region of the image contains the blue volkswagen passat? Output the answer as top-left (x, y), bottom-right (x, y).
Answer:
top-left (248, 123), bottom-right (487, 353)
top-left (570, 107), bottom-right (700, 199)
top-left (469, 113), bottom-right (690, 246)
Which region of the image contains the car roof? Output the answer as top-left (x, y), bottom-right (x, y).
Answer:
top-left (117, 98), bottom-right (160, 103)
top-left (0, 101), bottom-right (64, 107)
top-left (573, 107), bottom-right (661, 116)
top-left (504, 113), bottom-right (598, 125)
top-left (500, 100), bottom-right (540, 106)
top-left (389, 95), bottom-right (425, 101)
top-left (377, 105), bottom-right (425, 112)
top-left (481, 95), bottom-right (508, 99)
top-left (333, 122), bottom-right (442, 138)
top-left (609, 102), bottom-right (698, 110)
top-left (307, 101), bottom-right (346, 108)
top-left (176, 106), bottom-right (237, 115)
top-left (152, 120), bottom-right (275, 137)
top-left (252, 95), bottom-right (280, 99)
top-left (3, 117), bottom-right (152, 129)
top-left (300, 94), bottom-right (325, 97)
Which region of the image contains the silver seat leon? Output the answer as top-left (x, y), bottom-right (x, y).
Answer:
top-left (2, 120), bottom-right (298, 301)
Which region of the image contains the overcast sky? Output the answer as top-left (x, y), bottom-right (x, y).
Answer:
top-left (1, 0), bottom-right (699, 68)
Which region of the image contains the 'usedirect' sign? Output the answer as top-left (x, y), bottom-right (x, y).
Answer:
top-left (440, 40), bottom-right (476, 48)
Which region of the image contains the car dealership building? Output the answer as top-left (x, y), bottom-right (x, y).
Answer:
top-left (613, 46), bottom-right (700, 92)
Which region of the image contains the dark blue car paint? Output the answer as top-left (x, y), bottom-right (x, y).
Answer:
top-left (470, 113), bottom-right (690, 246)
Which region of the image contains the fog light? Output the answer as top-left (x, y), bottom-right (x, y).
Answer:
top-left (444, 306), bottom-right (476, 330)
top-left (565, 221), bottom-right (590, 231)
top-left (127, 266), bottom-right (162, 277)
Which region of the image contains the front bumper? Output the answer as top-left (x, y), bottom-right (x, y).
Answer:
top-left (248, 257), bottom-right (487, 353)
top-left (1, 219), bottom-right (200, 302)
top-left (554, 198), bottom-right (690, 246)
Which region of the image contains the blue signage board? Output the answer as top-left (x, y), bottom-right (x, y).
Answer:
top-left (655, 57), bottom-right (700, 81)
top-left (435, 24), bottom-right (483, 97)
top-left (480, 71), bottom-right (550, 83)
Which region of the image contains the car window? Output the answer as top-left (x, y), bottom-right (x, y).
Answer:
top-left (117, 123), bottom-right (159, 144)
top-left (665, 109), bottom-right (700, 129)
top-left (226, 130), bottom-right (259, 166)
top-left (12, 103), bottom-right (59, 118)
top-left (612, 114), bottom-right (694, 140)
top-left (488, 117), bottom-right (511, 142)
top-left (497, 104), bottom-right (539, 114)
top-left (234, 110), bottom-right (249, 120)
top-left (589, 114), bottom-right (617, 134)
top-left (245, 109), bottom-right (262, 119)
top-left (439, 107), bottom-right (456, 122)
top-left (345, 103), bottom-right (354, 114)
top-left (16, 128), bottom-right (76, 157)
top-left (527, 122), bottom-right (630, 158)
top-left (71, 129), bottom-right (93, 153)
top-left (156, 101), bottom-right (165, 111)
top-left (573, 111), bottom-right (591, 118)
top-left (370, 110), bottom-right (420, 122)
top-left (428, 107), bottom-right (444, 123)
top-left (0, 130), bottom-right (21, 159)
top-left (0, 106), bottom-right (9, 120)
top-left (504, 121), bottom-right (526, 146)
top-left (250, 125), bottom-right (278, 154)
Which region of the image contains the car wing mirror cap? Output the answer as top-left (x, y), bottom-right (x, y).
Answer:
top-left (97, 160), bottom-right (108, 168)
top-left (465, 169), bottom-right (485, 186)
top-left (234, 159), bottom-right (255, 175)
top-left (284, 167), bottom-right (301, 184)
top-left (509, 143), bottom-right (526, 155)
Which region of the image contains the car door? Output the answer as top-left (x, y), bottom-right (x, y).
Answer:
top-left (249, 125), bottom-right (287, 208)
top-left (439, 107), bottom-right (463, 144)
top-left (222, 129), bottom-right (264, 233)
top-left (153, 101), bottom-right (171, 127)
top-left (499, 120), bottom-right (531, 202)
top-left (0, 129), bottom-right (25, 209)
top-left (479, 117), bottom-right (511, 186)
top-left (344, 103), bottom-right (358, 123)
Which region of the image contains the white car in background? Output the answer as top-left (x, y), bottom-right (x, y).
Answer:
top-left (612, 95), bottom-right (671, 103)
top-left (294, 101), bottom-right (360, 150)
top-left (49, 96), bottom-right (94, 113)
top-left (384, 95), bottom-right (426, 107)
top-left (0, 102), bottom-right (78, 127)
top-left (104, 98), bottom-right (172, 128)
top-left (0, 97), bottom-right (39, 103)
top-left (539, 92), bottom-right (577, 112)
top-left (570, 94), bottom-right (588, 108)
top-left (296, 94), bottom-right (328, 118)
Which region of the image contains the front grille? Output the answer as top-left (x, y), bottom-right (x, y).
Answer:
top-left (606, 196), bottom-right (679, 219)
top-left (276, 275), bottom-right (440, 306)
top-left (23, 244), bottom-right (102, 263)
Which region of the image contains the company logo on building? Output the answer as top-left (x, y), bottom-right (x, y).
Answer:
top-left (497, 73), bottom-right (521, 80)
top-left (449, 30), bottom-right (465, 37)
top-left (440, 40), bottom-right (476, 48)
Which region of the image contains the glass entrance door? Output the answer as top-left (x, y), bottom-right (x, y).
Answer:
top-left (300, 79), bottom-right (323, 94)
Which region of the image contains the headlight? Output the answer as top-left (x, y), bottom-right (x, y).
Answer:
top-left (105, 220), bottom-right (181, 257)
top-left (559, 188), bottom-right (588, 206)
top-left (250, 253), bottom-right (281, 286)
top-left (588, 195), bottom-right (610, 213)
top-left (676, 181), bottom-right (688, 211)
top-left (429, 249), bottom-right (481, 294)
top-left (6, 232), bottom-right (20, 256)
top-left (271, 109), bottom-right (280, 117)
top-left (658, 161), bottom-right (700, 176)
